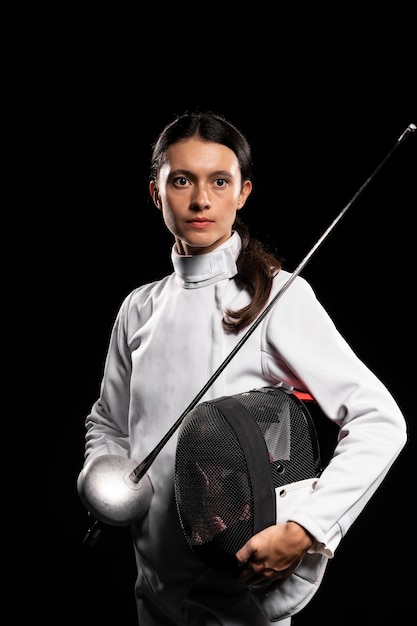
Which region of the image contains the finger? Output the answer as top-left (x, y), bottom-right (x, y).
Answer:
top-left (235, 544), bottom-right (252, 565)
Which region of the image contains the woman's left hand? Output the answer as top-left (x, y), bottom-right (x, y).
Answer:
top-left (234, 521), bottom-right (314, 594)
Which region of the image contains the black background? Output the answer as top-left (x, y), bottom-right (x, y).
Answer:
top-left (13, 17), bottom-right (416, 626)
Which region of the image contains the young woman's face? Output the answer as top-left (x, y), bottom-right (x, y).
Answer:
top-left (150, 137), bottom-right (252, 255)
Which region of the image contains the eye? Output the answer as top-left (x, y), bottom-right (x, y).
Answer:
top-left (173, 176), bottom-right (190, 187)
top-left (214, 178), bottom-right (227, 187)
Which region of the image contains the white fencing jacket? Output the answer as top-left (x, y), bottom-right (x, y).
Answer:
top-left (83, 232), bottom-right (407, 623)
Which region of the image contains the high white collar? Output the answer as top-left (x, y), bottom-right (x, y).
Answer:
top-left (171, 232), bottom-right (241, 289)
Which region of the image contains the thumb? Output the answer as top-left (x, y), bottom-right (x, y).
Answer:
top-left (235, 542), bottom-right (254, 565)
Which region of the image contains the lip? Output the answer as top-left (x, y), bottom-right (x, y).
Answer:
top-left (187, 219), bottom-right (213, 229)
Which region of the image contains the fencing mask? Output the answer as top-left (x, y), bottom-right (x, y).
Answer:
top-left (174, 385), bottom-right (324, 575)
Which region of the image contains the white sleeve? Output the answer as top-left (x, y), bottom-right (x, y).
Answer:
top-left (263, 275), bottom-right (407, 555)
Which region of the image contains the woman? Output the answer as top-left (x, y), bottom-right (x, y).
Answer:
top-left (79, 111), bottom-right (407, 625)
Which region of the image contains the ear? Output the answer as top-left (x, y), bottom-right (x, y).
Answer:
top-left (149, 181), bottom-right (161, 209)
top-left (237, 179), bottom-right (252, 210)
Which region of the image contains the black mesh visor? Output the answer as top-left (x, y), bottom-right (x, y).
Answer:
top-left (174, 386), bottom-right (321, 574)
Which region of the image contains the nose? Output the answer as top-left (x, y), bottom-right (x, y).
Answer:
top-left (190, 185), bottom-right (211, 211)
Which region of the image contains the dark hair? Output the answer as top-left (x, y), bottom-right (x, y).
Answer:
top-left (150, 111), bottom-right (282, 333)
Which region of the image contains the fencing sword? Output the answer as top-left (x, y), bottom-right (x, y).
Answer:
top-left (77, 122), bottom-right (415, 545)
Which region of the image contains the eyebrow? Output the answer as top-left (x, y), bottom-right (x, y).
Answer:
top-left (169, 169), bottom-right (235, 179)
